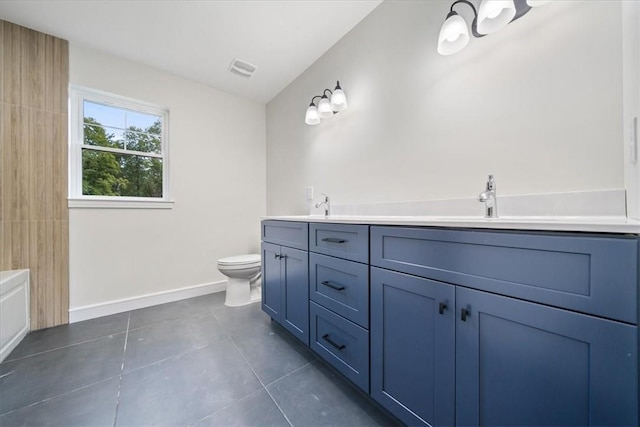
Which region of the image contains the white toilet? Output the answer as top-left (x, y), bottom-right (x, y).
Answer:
top-left (217, 254), bottom-right (262, 307)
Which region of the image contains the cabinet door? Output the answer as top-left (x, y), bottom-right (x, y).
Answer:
top-left (370, 267), bottom-right (455, 427)
top-left (261, 242), bottom-right (283, 321)
top-left (282, 246), bottom-right (309, 345)
top-left (456, 287), bottom-right (638, 427)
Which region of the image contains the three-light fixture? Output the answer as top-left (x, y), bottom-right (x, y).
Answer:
top-left (437, 0), bottom-right (550, 56)
top-left (305, 81), bottom-right (348, 125)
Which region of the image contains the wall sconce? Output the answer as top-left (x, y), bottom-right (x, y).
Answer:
top-left (437, 0), bottom-right (550, 56)
top-left (305, 81), bottom-right (348, 125)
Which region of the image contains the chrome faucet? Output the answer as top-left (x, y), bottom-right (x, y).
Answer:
top-left (478, 175), bottom-right (498, 218)
top-left (315, 193), bottom-right (330, 217)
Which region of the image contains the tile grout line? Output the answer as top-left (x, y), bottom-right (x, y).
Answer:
top-left (112, 312), bottom-right (131, 427)
top-left (0, 375), bottom-right (121, 418)
top-left (3, 330), bottom-right (129, 363)
top-left (229, 339), bottom-right (294, 427)
top-left (263, 359), bottom-right (316, 388)
top-left (191, 387), bottom-right (266, 426)
top-left (210, 309), bottom-right (294, 427)
top-left (122, 343), bottom-right (212, 375)
top-left (126, 307), bottom-right (216, 333)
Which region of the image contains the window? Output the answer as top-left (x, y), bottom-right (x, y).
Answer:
top-left (69, 87), bottom-right (172, 208)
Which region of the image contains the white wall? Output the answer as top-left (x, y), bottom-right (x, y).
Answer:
top-left (623, 0), bottom-right (640, 219)
top-left (69, 45), bottom-right (266, 312)
top-left (266, 1), bottom-right (626, 215)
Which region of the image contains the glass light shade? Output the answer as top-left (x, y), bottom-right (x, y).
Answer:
top-left (477, 0), bottom-right (516, 34)
top-left (330, 89), bottom-right (348, 112)
top-left (437, 13), bottom-right (470, 56)
top-left (305, 105), bottom-right (320, 125)
top-left (526, 0), bottom-right (550, 6)
top-left (317, 96), bottom-right (333, 119)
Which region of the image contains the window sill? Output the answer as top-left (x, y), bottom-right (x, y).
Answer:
top-left (68, 198), bottom-right (175, 209)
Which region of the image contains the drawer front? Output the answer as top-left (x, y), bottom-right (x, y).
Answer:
top-left (309, 253), bottom-right (369, 328)
top-left (309, 223), bottom-right (369, 263)
top-left (261, 220), bottom-right (308, 250)
top-left (371, 226), bottom-right (638, 323)
top-left (310, 302), bottom-right (369, 392)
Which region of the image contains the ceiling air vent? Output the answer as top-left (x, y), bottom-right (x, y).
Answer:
top-left (229, 58), bottom-right (257, 78)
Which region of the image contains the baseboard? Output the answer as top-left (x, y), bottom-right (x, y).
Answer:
top-left (68, 280), bottom-right (227, 323)
top-left (0, 325), bottom-right (28, 363)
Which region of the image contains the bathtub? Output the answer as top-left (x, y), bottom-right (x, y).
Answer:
top-left (0, 269), bottom-right (30, 362)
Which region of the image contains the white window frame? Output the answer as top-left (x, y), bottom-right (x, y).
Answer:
top-left (69, 86), bottom-right (173, 209)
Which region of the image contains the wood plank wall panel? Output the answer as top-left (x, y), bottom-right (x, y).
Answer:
top-left (1, 20), bottom-right (69, 329)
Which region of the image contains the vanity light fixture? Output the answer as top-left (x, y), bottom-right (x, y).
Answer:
top-left (305, 81), bottom-right (348, 125)
top-left (437, 0), bottom-right (549, 56)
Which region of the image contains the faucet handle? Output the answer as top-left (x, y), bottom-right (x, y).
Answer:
top-left (486, 175), bottom-right (496, 191)
top-left (314, 193), bottom-right (329, 208)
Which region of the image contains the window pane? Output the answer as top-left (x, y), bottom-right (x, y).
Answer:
top-left (82, 149), bottom-right (163, 198)
top-left (127, 110), bottom-right (161, 134)
top-left (83, 101), bottom-right (125, 129)
top-left (83, 124), bottom-right (125, 149)
top-left (123, 130), bottom-right (162, 154)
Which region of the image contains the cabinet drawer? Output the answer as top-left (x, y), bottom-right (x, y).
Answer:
top-left (261, 220), bottom-right (308, 250)
top-left (371, 226), bottom-right (638, 323)
top-left (309, 253), bottom-right (369, 328)
top-left (310, 302), bottom-right (369, 392)
top-left (309, 223), bottom-right (369, 263)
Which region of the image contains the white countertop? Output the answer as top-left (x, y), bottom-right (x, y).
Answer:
top-left (263, 215), bottom-right (640, 234)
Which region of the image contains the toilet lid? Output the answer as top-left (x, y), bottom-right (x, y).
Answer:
top-left (218, 254), bottom-right (261, 266)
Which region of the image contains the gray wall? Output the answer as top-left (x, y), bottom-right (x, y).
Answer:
top-left (266, 1), bottom-right (626, 215)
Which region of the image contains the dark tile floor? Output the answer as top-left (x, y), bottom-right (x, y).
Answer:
top-left (0, 293), bottom-right (398, 426)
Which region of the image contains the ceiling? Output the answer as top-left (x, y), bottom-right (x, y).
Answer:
top-left (0, 0), bottom-right (382, 103)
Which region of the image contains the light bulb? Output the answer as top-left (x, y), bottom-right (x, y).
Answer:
top-left (437, 11), bottom-right (470, 56)
top-left (477, 0), bottom-right (516, 35)
top-left (305, 105), bottom-right (320, 125)
top-left (318, 96), bottom-right (333, 119)
top-left (330, 84), bottom-right (348, 112)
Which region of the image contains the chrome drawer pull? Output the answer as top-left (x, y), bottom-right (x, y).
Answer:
top-left (321, 237), bottom-right (347, 244)
top-left (322, 281), bottom-right (346, 291)
top-left (322, 334), bottom-right (346, 350)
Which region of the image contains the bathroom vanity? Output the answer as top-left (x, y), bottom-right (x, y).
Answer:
top-left (260, 217), bottom-right (639, 427)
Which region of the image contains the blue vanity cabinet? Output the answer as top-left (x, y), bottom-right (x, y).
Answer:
top-left (455, 287), bottom-right (638, 427)
top-left (308, 223), bottom-right (371, 392)
top-left (261, 242), bottom-right (283, 320)
top-left (261, 221), bottom-right (309, 345)
top-left (310, 301), bottom-right (370, 391)
top-left (370, 225), bottom-right (639, 427)
top-left (370, 267), bottom-right (455, 427)
top-left (309, 223), bottom-right (369, 263)
top-left (261, 220), bottom-right (639, 427)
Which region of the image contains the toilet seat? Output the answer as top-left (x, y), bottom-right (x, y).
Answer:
top-left (218, 254), bottom-right (260, 268)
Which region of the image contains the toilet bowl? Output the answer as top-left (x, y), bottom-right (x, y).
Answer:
top-left (217, 254), bottom-right (261, 307)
